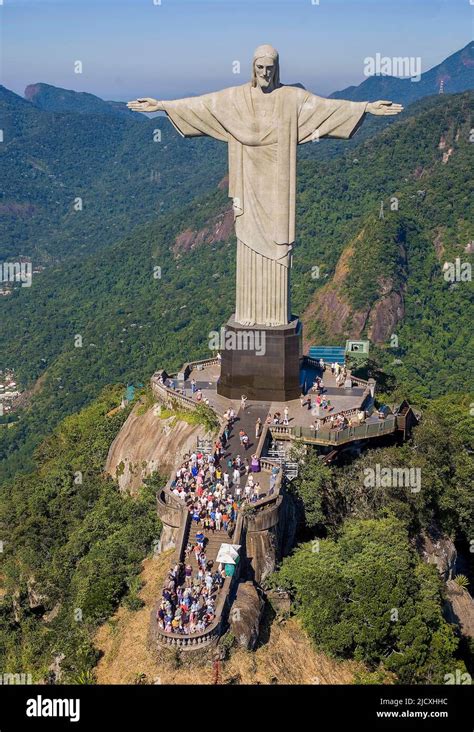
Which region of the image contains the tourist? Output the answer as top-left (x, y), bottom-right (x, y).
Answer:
top-left (233, 467), bottom-right (241, 487)
top-left (253, 482), bottom-right (260, 502)
top-left (251, 454), bottom-right (261, 473)
top-left (223, 423), bottom-right (231, 445)
top-left (240, 394), bottom-right (247, 411)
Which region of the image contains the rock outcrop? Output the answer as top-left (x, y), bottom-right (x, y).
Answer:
top-left (173, 207), bottom-right (234, 255)
top-left (229, 582), bottom-right (265, 650)
top-left (302, 230), bottom-right (405, 348)
top-left (445, 581), bottom-right (474, 638)
top-left (418, 528), bottom-right (474, 639)
top-left (105, 402), bottom-right (208, 493)
top-left (418, 530), bottom-right (457, 581)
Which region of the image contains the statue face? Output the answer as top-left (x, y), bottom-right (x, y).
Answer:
top-left (254, 56), bottom-right (275, 89)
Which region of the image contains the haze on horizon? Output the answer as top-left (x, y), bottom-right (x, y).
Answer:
top-left (0, 0), bottom-right (472, 101)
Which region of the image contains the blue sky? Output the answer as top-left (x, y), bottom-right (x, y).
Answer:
top-left (1, 0), bottom-right (472, 100)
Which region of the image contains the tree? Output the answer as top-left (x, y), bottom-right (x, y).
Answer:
top-left (274, 516), bottom-right (464, 683)
top-left (288, 449), bottom-right (334, 535)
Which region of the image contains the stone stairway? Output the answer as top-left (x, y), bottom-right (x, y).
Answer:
top-left (186, 523), bottom-right (230, 573)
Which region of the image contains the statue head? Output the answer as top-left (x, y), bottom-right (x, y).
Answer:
top-left (251, 44), bottom-right (280, 90)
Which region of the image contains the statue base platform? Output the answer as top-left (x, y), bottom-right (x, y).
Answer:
top-left (217, 316), bottom-right (302, 402)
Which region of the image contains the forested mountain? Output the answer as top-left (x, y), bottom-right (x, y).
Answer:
top-left (331, 41), bottom-right (474, 104)
top-left (2, 44), bottom-right (472, 265)
top-left (25, 83), bottom-right (142, 120)
top-left (0, 84), bottom-right (226, 262)
top-left (0, 90), bottom-right (472, 482)
top-left (298, 92), bottom-right (474, 402)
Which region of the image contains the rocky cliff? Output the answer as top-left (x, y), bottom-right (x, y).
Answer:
top-left (105, 402), bottom-right (207, 493)
top-left (302, 222), bottom-right (406, 349)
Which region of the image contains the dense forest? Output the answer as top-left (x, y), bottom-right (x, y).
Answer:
top-left (0, 386), bottom-right (162, 682)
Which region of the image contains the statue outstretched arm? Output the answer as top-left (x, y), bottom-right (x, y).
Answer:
top-left (297, 90), bottom-right (404, 143)
top-left (127, 97), bottom-right (164, 113)
top-left (366, 100), bottom-right (404, 116)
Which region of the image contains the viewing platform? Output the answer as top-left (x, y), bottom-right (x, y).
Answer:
top-left (150, 354), bottom-right (418, 451)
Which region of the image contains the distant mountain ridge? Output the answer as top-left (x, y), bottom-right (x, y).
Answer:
top-left (330, 41), bottom-right (474, 105)
top-left (24, 82), bottom-right (142, 120)
top-left (18, 42), bottom-right (474, 122)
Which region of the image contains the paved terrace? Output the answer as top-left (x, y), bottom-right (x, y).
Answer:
top-left (166, 360), bottom-right (371, 431)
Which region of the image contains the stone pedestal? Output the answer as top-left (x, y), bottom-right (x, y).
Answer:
top-left (217, 316), bottom-right (302, 402)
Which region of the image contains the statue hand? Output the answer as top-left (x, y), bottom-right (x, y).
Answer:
top-left (366, 100), bottom-right (404, 116)
top-left (127, 97), bottom-right (161, 113)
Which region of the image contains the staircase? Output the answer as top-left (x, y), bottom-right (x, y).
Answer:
top-left (186, 523), bottom-right (230, 573)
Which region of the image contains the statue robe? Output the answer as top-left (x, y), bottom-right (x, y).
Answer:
top-left (162, 84), bottom-right (367, 326)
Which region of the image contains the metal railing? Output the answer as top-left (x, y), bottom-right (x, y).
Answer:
top-left (290, 416), bottom-right (397, 445)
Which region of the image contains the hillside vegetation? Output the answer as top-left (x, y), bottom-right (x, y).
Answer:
top-left (0, 387), bottom-right (162, 682)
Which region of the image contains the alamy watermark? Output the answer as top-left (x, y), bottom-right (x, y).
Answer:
top-left (363, 465), bottom-right (421, 493)
top-left (0, 672), bottom-right (33, 685)
top-left (1, 261), bottom-right (32, 288)
top-left (364, 53), bottom-right (421, 82)
top-left (443, 258), bottom-right (472, 283)
top-left (208, 327), bottom-right (266, 356)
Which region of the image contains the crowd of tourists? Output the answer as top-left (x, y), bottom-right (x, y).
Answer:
top-left (156, 558), bottom-right (225, 635)
top-left (157, 407), bottom-right (270, 635)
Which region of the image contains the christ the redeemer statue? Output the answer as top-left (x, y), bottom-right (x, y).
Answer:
top-left (128, 45), bottom-right (402, 328)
